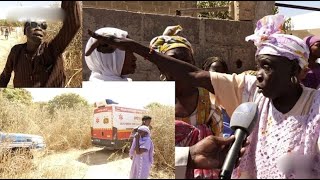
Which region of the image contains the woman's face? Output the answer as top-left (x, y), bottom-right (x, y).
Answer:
top-left (143, 119), bottom-right (151, 126)
top-left (310, 41), bottom-right (320, 58)
top-left (138, 130), bottom-right (148, 137)
top-left (163, 47), bottom-right (194, 81)
top-left (255, 54), bottom-right (296, 99)
top-left (121, 51), bottom-right (137, 75)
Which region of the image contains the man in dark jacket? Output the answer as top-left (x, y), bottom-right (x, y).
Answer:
top-left (0, 1), bottom-right (82, 88)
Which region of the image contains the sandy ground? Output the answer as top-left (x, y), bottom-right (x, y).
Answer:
top-left (80, 147), bottom-right (131, 179)
top-left (25, 147), bottom-right (170, 179)
top-left (0, 31), bottom-right (24, 87)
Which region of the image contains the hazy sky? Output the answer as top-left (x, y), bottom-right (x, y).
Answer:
top-left (25, 82), bottom-right (175, 109)
top-left (0, 1), bottom-right (59, 19)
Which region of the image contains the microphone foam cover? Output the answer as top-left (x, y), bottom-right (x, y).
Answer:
top-left (230, 102), bottom-right (258, 134)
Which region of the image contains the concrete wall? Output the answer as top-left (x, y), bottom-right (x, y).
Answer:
top-left (289, 29), bottom-right (320, 39)
top-left (82, 8), bottom-right (259, 81)
top-left (253, 1), bottom-right (275, 25)
top-left (82, 1), bottom-right (197, 16)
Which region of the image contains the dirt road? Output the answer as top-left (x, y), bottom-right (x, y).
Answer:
top-left (79, 147), bottom-right (131, 179)
top-left (28, 147), bottom-right (167, 179)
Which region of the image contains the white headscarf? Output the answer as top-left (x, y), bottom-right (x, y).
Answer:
top-left (246, 14), bottom-right (309, 69)
top-left (136, 125), bottom-right (154, 163)
top-left (85, 27), bottom-right (132, 81)
top-left (138, 125), bottom-right (151, 136)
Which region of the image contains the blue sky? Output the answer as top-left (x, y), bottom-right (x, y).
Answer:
top-left (277, 1), bottom-right (320, 17)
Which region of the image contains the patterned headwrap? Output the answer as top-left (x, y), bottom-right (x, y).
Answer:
top-left (246, 14), bottom-right (309, 69)
top-left (303, 35), bottom-right (320, 48)
top-left (149, 25), bottom-right (193, 54)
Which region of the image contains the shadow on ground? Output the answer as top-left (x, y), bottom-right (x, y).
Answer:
top-left (77, 148), bottom-right (129, 166)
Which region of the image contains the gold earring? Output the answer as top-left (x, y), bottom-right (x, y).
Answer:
top-left (160, 74), bottom-right (167, 81)
top-left (291, 76), bottom-right (298, 84)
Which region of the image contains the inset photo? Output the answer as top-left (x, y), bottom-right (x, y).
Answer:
top-left (0, 1), bottom-right (82, 88)
top-left (0, 81), bottom-right (174, 179)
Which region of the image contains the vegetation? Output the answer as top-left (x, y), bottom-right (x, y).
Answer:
top-left (44, 21), bottom-right (83, 87)
top-left (0, 20), bottom-right (23, 27)
top-left (47, 93), bottom-right (89, 114)
top-left (146, 103), bottom-right (174, 178)
top-left (197, 1), bottom-right (231, 19)
top-left (0, 88), bottom-right (32, 104)
top-left (0, 94), bottom-right (174, 179)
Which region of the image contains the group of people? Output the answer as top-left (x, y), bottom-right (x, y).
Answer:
top-left (85, 14), bottom-right (320, 179)
top-left (1, 2), bottom-right (319, 178)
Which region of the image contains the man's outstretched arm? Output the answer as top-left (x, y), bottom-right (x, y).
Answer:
top-left (49, 1), bottom-right (82, 56)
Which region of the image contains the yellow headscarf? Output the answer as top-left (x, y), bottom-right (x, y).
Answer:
top-left (149, 25), bottom-right (193, 54)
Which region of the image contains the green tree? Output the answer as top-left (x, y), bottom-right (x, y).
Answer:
top-left (144, 102), bottom-right (163, 109)
top-left (47, 93), bottom-right (89, 114)
top-left (197, 1), bottom-right (231, 19)
top-left (0, 88), bottom-right (32, 104)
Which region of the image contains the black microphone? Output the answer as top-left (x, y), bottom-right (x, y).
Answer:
top-left (219, 102), bottom-right (259, 179)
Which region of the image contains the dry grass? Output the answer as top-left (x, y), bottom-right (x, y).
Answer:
top-left (0, 95), bottom-right (91, 178)
top-left (0, 150), bottom-right (35, 179)
top-left (45, 22), bottom-right (83, 88)
top-left (0, 149), bottom-right (88, 179)
top-left (0, 97), bottom-right (92, 152)
top-left (147, 104), bottom-right (175, 179)
top-left (0, 96), bottom-right (175, 179)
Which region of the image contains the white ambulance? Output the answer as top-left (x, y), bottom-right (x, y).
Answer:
top-left (91, 100), bottom-right (146, 149)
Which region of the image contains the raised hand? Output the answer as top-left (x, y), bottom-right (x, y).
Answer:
top-left (85, 29), bottom-right (134, 56)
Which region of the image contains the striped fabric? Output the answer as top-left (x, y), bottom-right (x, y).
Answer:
top-left (177, 87), bottom-right (223, 136)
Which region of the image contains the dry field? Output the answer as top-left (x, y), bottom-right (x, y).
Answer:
top-left (0, 95), bottom-right (174, 179)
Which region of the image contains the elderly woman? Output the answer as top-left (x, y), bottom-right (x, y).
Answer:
top-left (129, 125), bottom-right (154, 179)
top-left (85, 27), bottom-right (137, 81)
top-left (86, 14), bottom-right (320, 178)
top-left (301, 35), bottom-right (320, 89)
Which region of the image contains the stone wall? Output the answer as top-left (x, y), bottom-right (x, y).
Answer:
top-left (82, 1), bottom-right (275, 81)
top-left (83, 8), bottom-right (258, 81)
top-left (82, 1), bottom-right (197, 16)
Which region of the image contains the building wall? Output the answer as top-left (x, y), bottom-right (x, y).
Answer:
top-left (82, 1), bottom-right (275, 81)
top-left (82, 1), bottom-right (197, 16)
top-left (83, 9), bottom-right (258, 81)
